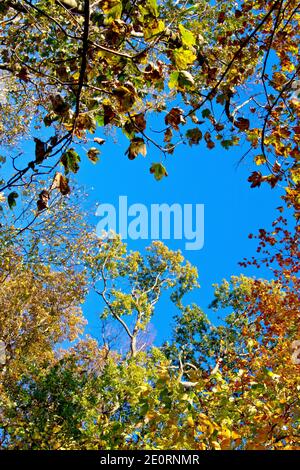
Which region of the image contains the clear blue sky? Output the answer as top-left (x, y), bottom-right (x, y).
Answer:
top-left (2, 118), bottom-right (288, 346)
top-left (75, 127), bottom-right (287, 345)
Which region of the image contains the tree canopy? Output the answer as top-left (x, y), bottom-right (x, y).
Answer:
top-left (0, 217), bottom-right (299, 449)
top-left (0, 0), bottom-right (299, 215)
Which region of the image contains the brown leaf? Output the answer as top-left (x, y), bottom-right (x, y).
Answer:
top-left (94, 137), bottom-right (105, 145)
top-left (164, 128), bottom-right (173, 143)
top-left (273, 160), bottom-right (281, 173)
top-left (132, 113), bottom-right (147, 132)
top-left (103, 104), bottom-right (117, 125)
top-left (144, 62), bottom-right (164, 81)
top-left (50, 94), bottom-right (69, 115)
top-left (87, 147), bottom-right (100, 163)
top-left (34, 138), bottom-right (47, 164)
top-left (37, 190), bottom-right (50, 211)
top-left (248, 171), bottom-right (263, 188)
top-left (215, 123), bottom-right (225, 132)
top-left (206, 140), bottom-right (215, 149)
top-left (50, 172), bottom-right (70, 195)
top-left (204, 131), bottom-right (211, 143)
top-left (18, 67), bottom-right (29, 82)
top-left (218, 12), bottom-right (226, 23)
top-left (235, 117), bottom-right (250, 131)
top-left (112, 83), bottom-right (136, 112)
top-left (125, 138), bottom-right (147, 160)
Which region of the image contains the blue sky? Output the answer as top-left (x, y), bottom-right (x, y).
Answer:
top-left (75, 128), bottom-right (286, 345)
top-left (1, 118), bottom-right (288, 347)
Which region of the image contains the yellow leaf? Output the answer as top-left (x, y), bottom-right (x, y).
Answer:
top-left (144, 19), bottom-right (165, 40)
top-left (102, 0), bottom-right (122, 20)
top-left (187, 416), bottom-right (194, 427)
top-left (179, 24), bottom-right (196, 47)
top-left (290, 167), bottom-right (300, 184)
top-left (254, 155), bottom-right (266, 166)
top-left (212, 440), bottom-right (221, 450)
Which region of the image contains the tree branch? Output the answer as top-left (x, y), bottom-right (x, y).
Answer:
top-left (74, 0), bottom-right (90, 119)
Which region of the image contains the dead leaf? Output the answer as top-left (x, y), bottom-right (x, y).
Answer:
top-left (94, 137), bottom-right (105, 145)
top-left (165, 107), bottom-right (186, 130)
top-left (235, 117), bottom-right (250, 131)
top-left (34, 138), bottom-right (47, 164)
top-left (50, 172), bottom-right (70, 195)
top-left (164, 128), bottom-right (173, 143)
top-left (37, 190), bottom-right (50, 211)
top-left (132, 113), bottom-right (147, 132)
top-left (87, 147), bottom-right (100, 163)
top-left (125, 138), bottom-right (147, 160)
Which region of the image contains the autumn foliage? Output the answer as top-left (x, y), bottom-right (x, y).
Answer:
top-left (0, 0), bottom-right (299, 451)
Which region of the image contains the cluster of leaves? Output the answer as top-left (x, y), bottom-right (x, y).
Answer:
top-left (0, 0), bottom-right (299, 215)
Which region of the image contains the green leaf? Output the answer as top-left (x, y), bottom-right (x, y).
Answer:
top-left (95, 114), bottom-right (105, 127)
top-left (147, 0), bottom-right (159, 17)
top-left (140, 0), bottom-right (159, 18)
top-left (221, 139), bottom-right (233, 150)
top-left (102, 0), bottom-right (122, 21)
top-left (202, 108), bottom-right (211, 118)
top-left (168, 72), bottom-right (179, 89)
top-left (86, 115), bottom-right (97, 134)
top-left (186, 128), bottom-right (202, 146)
top-left (61, 149), bottom-right (81, 174)
top-left (150, 162), bottom-right (168, 181)
top-left (169, 71), bottom-right (195, 90)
